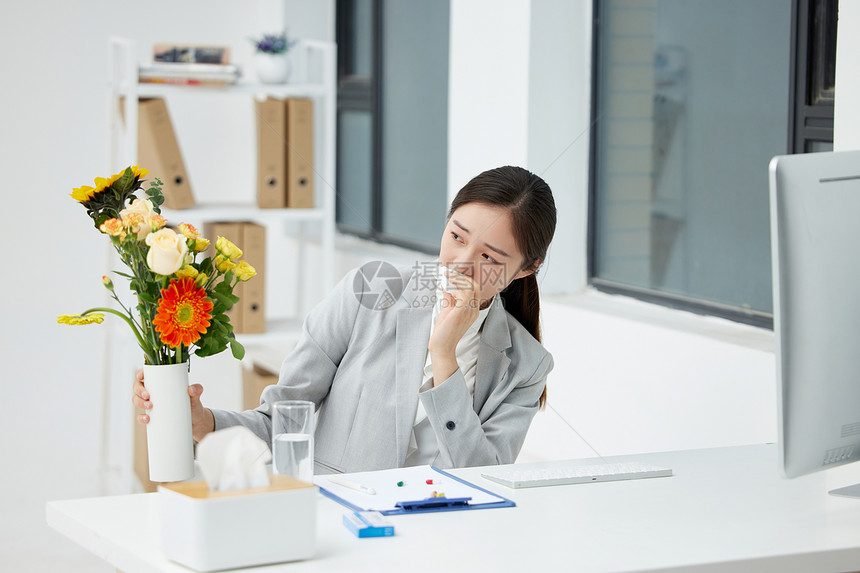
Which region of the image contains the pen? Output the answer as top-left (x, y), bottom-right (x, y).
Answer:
top-left (328, 475), bottom-right (377, 495)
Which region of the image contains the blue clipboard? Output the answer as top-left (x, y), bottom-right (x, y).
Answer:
top-left (316, 466), bottom-right (515, 516)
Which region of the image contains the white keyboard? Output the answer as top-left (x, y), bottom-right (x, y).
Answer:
top-left (480, 461), bottom-right (673, 489)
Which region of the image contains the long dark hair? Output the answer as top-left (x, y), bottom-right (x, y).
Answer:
top-left (448, 166), bottom-right (557, 408)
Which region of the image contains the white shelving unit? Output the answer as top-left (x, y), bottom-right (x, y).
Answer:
top-left (101, 37), bottom-right (337, 493)
top-left (107, 36), bottom-right (337, 300)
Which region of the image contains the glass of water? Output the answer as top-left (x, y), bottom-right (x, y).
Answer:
top-left (271, 400), bottom-right (314, 482)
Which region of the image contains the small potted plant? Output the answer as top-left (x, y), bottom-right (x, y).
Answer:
top-left (251, 31), bottom-right (295, 84)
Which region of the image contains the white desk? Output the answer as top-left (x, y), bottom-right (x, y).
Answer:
top-left (47, 445), bottom-right (860, 572)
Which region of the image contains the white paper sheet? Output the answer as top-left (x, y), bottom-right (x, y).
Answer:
top-left (313, 465), bottom-right (506, 513)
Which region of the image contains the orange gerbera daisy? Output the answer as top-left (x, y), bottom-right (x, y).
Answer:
top-left (152, 277), bottom-right (214, 347)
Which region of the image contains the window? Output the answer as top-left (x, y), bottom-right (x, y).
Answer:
top-left (589, 0), bottom-right (836, 328)
top-left (791, 0), bottom-right (838, 153)
top-left (336, 0), bottom-right (449, 253)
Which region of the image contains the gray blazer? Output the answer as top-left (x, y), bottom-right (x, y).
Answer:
top-left (211, 264), bottom-right (553, 474)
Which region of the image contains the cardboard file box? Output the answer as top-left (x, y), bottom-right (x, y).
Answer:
top-left (255, 97), bottom-right (314, 208)
top-left (237, 222), bottom-right (266, 333)
top-left (255, 97), bottom-right (288, 208)
top-left (204, 222), bottom-right (266, 334)
top-left (137, 98), bottom-right (195, 210)
top-left (242, 363), bottom-right (278, 410)
top-left (159, 475), bottom-right (317, 571)
top-left (285, 98), bottom-right (314, 208)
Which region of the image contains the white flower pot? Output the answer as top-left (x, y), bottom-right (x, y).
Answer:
top-left (143, 362), bottom-right (194, 482)
top-left (254, 52), bottom-right (291, 84)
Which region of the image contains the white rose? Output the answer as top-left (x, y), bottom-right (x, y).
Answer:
top-left (145, 228), bottom-right (189, 276)
top-left (120, 198), bottom-right (156, 240)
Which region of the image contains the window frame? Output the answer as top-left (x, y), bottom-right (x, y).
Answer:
top-left (587, 0), bottom-right (836, 329)
top-left (789, 0), bottom-right (837, 153)
top-left (335, 0), bottom-right (442, 255)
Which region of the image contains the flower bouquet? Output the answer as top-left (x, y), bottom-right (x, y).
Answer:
top-left (59, 165), bottom-right (256, 481)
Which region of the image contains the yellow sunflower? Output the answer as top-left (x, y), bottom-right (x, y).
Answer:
top-left (57, 313), bottom-right (105, 325)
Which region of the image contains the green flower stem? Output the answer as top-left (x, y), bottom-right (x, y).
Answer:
top-left (125, 239), bottom-right (165, 365)
top-left (107, 291), bottom-right (143, 333)
top-left (142, 308), bottom-right (161, 364)
top-left (80, 306), bottom-right (155, 364)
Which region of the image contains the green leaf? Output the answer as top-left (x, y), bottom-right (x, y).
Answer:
top-left (210, 290), bottom-right (239, 307)
top-left (195, 337), bottom-right (227, 358)
top-left (137, 292), bottom-right (155, 304)
top-left (113, 167), bottom-right (135, 195)
top-left (230, 339), bottom-right (245, 360)
top-left (211, 313), bottom-right (230, 324)
top-left (94, 213), bottom-right (112, 229)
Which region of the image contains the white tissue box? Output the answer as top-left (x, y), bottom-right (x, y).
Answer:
top-left (158, 474), bottom-right (317, 571)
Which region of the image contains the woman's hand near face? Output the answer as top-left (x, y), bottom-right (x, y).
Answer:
top-left (132, 369), bottom-right (216, 442)
top-left (427, 269), bottom-right (480, 385)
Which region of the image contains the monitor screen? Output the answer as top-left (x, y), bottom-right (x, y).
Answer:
top-left (769, 149), bottom-right (860, 498)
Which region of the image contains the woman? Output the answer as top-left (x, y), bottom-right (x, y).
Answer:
top-left (134, 165), bottom-right (557, 473)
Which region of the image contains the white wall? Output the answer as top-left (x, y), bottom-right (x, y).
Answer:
top-left (448, 0), bottom-right (592, 297)
top-left (447, 0), bottom-right (532, 202)
top-left (524, 292), bottom-right (776, 462)
top-left (527, 0), bottom-right (593, 295)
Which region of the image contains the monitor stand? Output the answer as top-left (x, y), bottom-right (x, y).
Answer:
top-left (829, 483), bottom-right (860, 499)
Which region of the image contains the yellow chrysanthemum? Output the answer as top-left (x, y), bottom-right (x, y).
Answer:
top-left (215, 236), bottom-right (243, 260)
top-left (234, 260), bottom-right (257, 282)
top-left (193, 237), bottom-right (210, 252)
top-left (57, 313), bottom-right (105, 325)
top-left (195, 272), bottom-right (209, 286)
top-left (215, 255), bottom-right (237, 273)
top-left (175, 265), bottom-right (199, 279)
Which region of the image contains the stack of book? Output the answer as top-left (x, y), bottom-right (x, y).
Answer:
top-left (138, 43), bottom-right (241, 86)
top-left (138, 62), bottom-right (241, 86)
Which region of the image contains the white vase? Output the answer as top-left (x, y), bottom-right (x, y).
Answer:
top-left (143, 362), bottom-right (194, 482)
top-left (254, 52), bottom-right (291, 84)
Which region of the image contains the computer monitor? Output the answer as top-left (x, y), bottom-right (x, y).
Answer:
top-left (769, 149), bottom-right (860, 499)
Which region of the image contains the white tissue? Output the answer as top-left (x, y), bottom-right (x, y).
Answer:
top-left (438, 266), bottom-right (471, 293)
top-left (438, 266), bottom-right (459, 293)
top-left (196, 426), bottom-right (272, 491)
